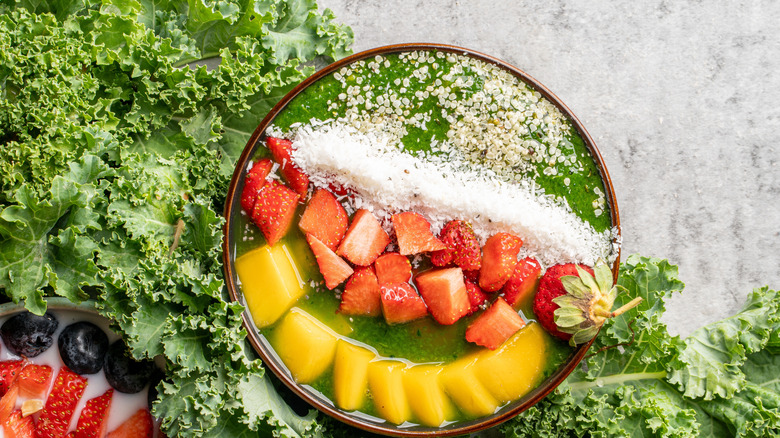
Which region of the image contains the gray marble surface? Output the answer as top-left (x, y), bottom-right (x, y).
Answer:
top-left (322, 0), bottom-right (780, 337)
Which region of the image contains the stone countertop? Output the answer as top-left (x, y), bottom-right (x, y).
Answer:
top-left (322, 0), bottom-right (780, 337)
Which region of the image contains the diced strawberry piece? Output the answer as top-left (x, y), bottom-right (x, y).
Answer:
top-left (17, 364), bottom-right (52, 399)
top-left (298, 188), bottom-right (348, 251)
top-left (0, 385), bottom-right (18, 424)
top-left (391, 212), bottom-right (446, 256)
top-left (463, 269), bottom-right (479, 283)
top-left (374, 252), bottom-right (412, 284)
top-left (0, 360), bottom-right (24, 395)
top-left (266, 137), bottom-right (309, 196)
top-left (306, 234), bottom-right (353, 289)
top-left (464, 278), bottom-right (489, 315)
top-left (465, 298), bottom-right (526, 350)
top-left (414, 267), bottom-right (471, 325)
top-left (478, 233), bottom-right (523, 292)
top-left (339, 266), bottom-right (382, 316)
top-left (4, 410), bottom-right (34, 438)
top-left (240, 158), bottom-right (273, 214)
top-left (251, 179), bottom-right (299, 246)
top-left (337, 209), bottom-right (390, 266)
top-left (74, 389), bottom-right (113, 438)
top-left (502, 257), bottom-right (543, 309)
top-left (380, 283), bottom-right (428, 324)
top-left (106, 409), bottom-right (153, 438)
top-left (430, 220), bottom-right (482, 271)
top-left (36, 367), bottom-right (88, 438)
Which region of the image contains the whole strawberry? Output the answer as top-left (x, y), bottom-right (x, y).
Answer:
top-left (533, 261), bottom-right (642, 346)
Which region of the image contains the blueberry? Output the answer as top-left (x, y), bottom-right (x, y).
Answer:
top-left (0, 312), bottom-right (58, 358)
top-left (104, 340), bottom-right (155, 394)
top-left (58, 321), bottom-right (108, 374)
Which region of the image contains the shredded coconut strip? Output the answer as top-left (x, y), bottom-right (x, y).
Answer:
top-left (286, 122), bottom-right (614, 267)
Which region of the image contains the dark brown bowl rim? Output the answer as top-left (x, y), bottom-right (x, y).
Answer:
top-left (222, 42), bottom-right (621, 437)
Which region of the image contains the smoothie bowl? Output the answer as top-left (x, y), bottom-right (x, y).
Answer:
top-left (223, 44), bottom-right (622, 436)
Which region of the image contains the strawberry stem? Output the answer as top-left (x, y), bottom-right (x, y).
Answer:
top-left (610, 297), bottom-right (643, 317)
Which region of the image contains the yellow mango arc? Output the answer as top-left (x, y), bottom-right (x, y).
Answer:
top-left (333, 340), bottom-right (375, 411)
top-left (473, 322), bottom-right (548, 403)
top-left (271, 308), bottom-right (338, 384)
top-left (403, 365), bottom-right (457, 427)
top-left (235, 244), bottom-right (305, 328)
top-left (367, 361), bottom-right (411, 425)
top-left (440, 355), bottom-right (499, 418)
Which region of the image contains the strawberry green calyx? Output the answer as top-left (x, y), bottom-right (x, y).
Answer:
top-left (552, 261), bottom-right (643, 346)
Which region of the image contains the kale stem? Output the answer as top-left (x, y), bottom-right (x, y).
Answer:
top-left (172, 53), bottom-right (223, 68)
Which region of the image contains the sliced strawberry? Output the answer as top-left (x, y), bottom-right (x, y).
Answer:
top-left (298, 188), bottom-right (348, 251)
top-left (430, 220), bottom-right (482, 271)
top-left (36, 367), bottom-right (88, 438)
top-left (502, 257), bottom-right (543, 309)
top-left (478, 232), bottom-right (523, 292)
top-left (306, 234), bottom-right (353, 289)
top-left (337, 209), bottom-right (390, 266)
top-left (339, 266), bottom-right (382, 316)
top-left (251, 179), bottom-right (299, 246)
top-left (0, 360), bottom-right (24, 395)
top-left (4, 410), bottom-right (34, 438)
top-left (465, 298), bottom-right (526, 350)
top-left (391, 212), bottom-right (446, 256)
top-left (106, 408), bottom-right (153, 438)
top-left (266, 137), bottom-right (309, 196)
top-left (17, 364), bottom-right (52, 399)
top-left (240, 158), bottom-right (273, 214)
top-left (374, 252), bottom-right (412, 285)
top-left (0, 385), bottom-right (18, 424)
top-left (380, 283), bottom-right (428, 324)
top-left (74, 389), bottom-right (113, 438)
top-left (414, 267), bottom-right (471, 325)
top-left (464, 278), bottom-right (489, 315)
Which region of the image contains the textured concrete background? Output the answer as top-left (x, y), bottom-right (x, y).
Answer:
top-left (321, 0), bottom-right (780, 337)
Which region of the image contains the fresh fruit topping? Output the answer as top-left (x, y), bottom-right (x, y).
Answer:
top-left (58, 322), bottom-right (109, 375)
top-left (4, 410), bottom-right (34, 438)
top-left (0, 385), bottom-right (18, 423)
top-left (74, 389), bottom-right (113, 438)
top-left (380, 283), bottom-right (428, 324)
top-left (339, 266), bottom-right (382, 317)
top-left (478, 233), bottom-right (523, 292)
top-left (414, 267), bottom-right (471, 325)
top-left (21, 399), bottom-right (43, 417)
top-left (106, 408), bottom-right (153, 438)
top-left (0, 312), bottom-right (58, 358)
top-left (240, 158), bottom-right (273, 214)
top-left (17, 364), bottom-right (52, 398)
top-left (307, 233), bottom-right (354, 289)
top-left (37, 367), bottom-right (88, 438)
top-left (374, 253), bottom-right (412, 284)
top-left (266, 137), bottom-right (309, 196)
top-left (502, 257), bottom-right (542, 309)
top-left (0, 360), bottom-right (25, 395)
top-left (464, 278), bottom-right (489, 315)
top-left (465, 298), bottom-right (526, 350)
top-left (104, 340), bottom-right (156, 394)
top-left (298, 188), bottom-right (348, 251)
top-left (337, 209), bottom-right (390, 266)
top-left (430, 220), bottom-right (482, 271)
top-left (534, 261), bottom-right (643, 346)
top-left (251, 179), bottom-right (300, 247)
top-left (391, 212), bottom-right (446, 256)
top-left (463, 269), bottom-right (479, 283)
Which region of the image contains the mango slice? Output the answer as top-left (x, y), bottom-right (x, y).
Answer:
top-left (235, 244), bottom-right (305, 328)
top-left (440, 355), bottom-right (499, 418)
top-left (271, 308), bottom-right (338, 383)
top-left (367, 361), bottom-right (411, 425)
top-left (333, 340), bottom-right (375, 411)
top-left (473, 322), bottom-right (548, 403)
top-left (403, 365), bottom-right (457, 427)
